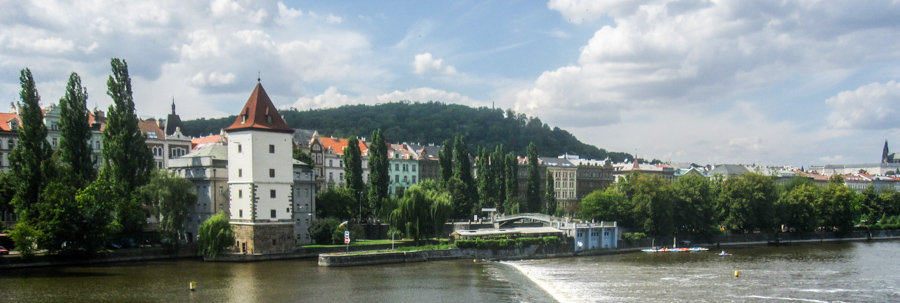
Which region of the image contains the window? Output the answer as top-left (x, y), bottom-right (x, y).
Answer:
top-left (412, 165), bottom-right (416, 172)
top-left (395, 164), bottom-right (399, 171)
top-left (339, 160), bottom-right (343, 168)
top-left (412, 176), bottom-right (417, 183)
top-left (270, 169), bottom-right (275, 178)
top-left (52, 138), bottom-right (57, 148)
top-left (95, 141), bottom-right (100, 150)
top-left (238, 190), bottom-right (242, 198)
top-left (269, 144), bottom-right (275, 153)
top-left (395, 175), bottom-right (399, 183)
top-left (403, 176), bottom-right (408, 183)
top-left (270, 189), bottom-right (276, 198)
top-left (239, 209), bottom-right (243, 218)
top-left (238, 169), bottom-right (242, 177)
top-left (7, 140), bottom-right (13, 150)
top-left (238, 144), bottom-right (242, 153)
top-left (329, 160), bottom-right (333, 167)
top-left (271, 209), bottom-right (276, 218)
top-left (328, 172), bottom-right (333, 180)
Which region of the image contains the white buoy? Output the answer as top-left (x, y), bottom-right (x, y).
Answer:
top-left (190, 281), bottom-right (197, 291)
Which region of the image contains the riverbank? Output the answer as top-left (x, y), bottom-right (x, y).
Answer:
top-left (0, 246), bottom-right (198, 270)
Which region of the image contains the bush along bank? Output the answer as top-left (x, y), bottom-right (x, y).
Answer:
top-left (318, 236), bottom-right (569, 267)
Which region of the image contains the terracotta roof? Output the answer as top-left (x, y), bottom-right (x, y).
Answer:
top-left (224, 83), bottom-right (294, 134)
top-left (0, 113), bottom-right (19, 131)
top-left (320, 137), bottom-right (368, 155)
top-left (192, 134), bottom-right (223, 149)
top-left (138, 119), bottom-right (165, 140)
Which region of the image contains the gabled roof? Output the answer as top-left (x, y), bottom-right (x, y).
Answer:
top-left (192, 134), bottom-right (225, 150)
top-left (0, 113), bottom-right (19, 131)
top-left (225, 83), bottom-right (294, 133)
top-left (138, 119), bottom-right (165, 140)
top-left (320, 137), bottom-right (368, 155)
top-left (710, 164), bottom-right (750, 176)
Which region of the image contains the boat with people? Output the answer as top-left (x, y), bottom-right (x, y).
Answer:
top-left (718, 251), bottom-right (731, 257)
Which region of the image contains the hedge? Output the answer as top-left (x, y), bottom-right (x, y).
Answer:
top-left (454, 236), bottom-right (562, 249)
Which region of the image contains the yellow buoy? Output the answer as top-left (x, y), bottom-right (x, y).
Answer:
top-left (190, 281), bottom-right (197, 291)
top-left (473, 259), bottom-right (477, 263)
top-left (734, 271), bottom-right (740, 278)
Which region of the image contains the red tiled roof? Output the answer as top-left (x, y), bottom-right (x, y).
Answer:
top-left (225, 83), bottom-right (293, 134)
top-left (0, 113), bottom-right (19, 131)
top-left (320, 137), bottom-right (368, 155)
top-left (192, 134), bottom-right (222, 149)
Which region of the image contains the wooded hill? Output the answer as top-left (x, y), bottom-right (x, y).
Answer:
top-left (182, 101), bottom-right (632, 161)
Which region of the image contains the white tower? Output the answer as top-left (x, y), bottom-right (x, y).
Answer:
top-left (226, 83), bottom-right (296, 254)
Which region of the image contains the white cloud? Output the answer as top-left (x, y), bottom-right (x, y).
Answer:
top-left (519, 1), bottom-right (900, 128)
top-left (291, 86), bottom-right (355, 109)
top-left (377, 87), bottom-right (478, 105)
top-left (413, 53), bottom-right (457, 75)
top-left (826, 81), bottom-right (900, 130)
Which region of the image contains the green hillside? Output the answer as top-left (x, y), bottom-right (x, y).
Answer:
top-left (182, 101), bottom-right (631, 161)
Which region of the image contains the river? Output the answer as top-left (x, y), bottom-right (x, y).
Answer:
top-left (1, 241), bottom-right (897, 302)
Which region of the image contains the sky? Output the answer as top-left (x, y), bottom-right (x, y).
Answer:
top-left (2, 0), bottom-right (900, 167)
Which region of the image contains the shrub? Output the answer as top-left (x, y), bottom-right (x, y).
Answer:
top-left (308, 218), bottom-right (338, 245)
top-left (10, 222), bottom-right (40, 260)
top-left (475, 238), bottom-right (488, 249)
top-left (455, 239), bottom-right (475, 249)
top-left (516, 237), bottom-right (542, 247)
top-left (623, 232), bottom-right (646, 241)
top-left (542, 236), bottom-right (561, 246)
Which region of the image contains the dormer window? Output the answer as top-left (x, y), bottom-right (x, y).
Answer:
top-left (265, 107), bottom-right (272, 124)
top-left (241, 108), bottom-right (249, 124)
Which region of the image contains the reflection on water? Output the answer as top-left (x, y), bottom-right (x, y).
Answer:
top-left (507, 241), bottom-right (900, 302)
top-left (0, 257), bottom-right (554, 303)
top-left (2, 241), bottom-right (897, 302)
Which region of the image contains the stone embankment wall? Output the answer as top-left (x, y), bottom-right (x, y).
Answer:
top-left (0, 246), bottom-right (198, 270)
top-left (318, 245), bottom-right (574, 267)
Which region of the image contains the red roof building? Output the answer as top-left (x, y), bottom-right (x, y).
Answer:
top-left (225, 83), bottom-right (293, 134)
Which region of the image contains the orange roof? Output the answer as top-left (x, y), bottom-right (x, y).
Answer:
top-left (192, 134), bottom-right (222, 149)
top-left (138, 119), bottom-right (165, 140)
top-left (0, 113), bottom-right (19, 131)
top-left (320, 137), bottom-right (368, 155)
top-left (225, 83), bottom-right (293, 134)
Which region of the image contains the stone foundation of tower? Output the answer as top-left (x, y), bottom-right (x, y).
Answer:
top-left (232, 222), bottom-right (295, 254)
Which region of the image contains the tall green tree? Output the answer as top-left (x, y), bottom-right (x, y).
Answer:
top-left (102, 58), bottom-right (154, 236)
top-left (292, 147), bottom-right (314, 167)
top-left (774, 184), bottom-right (819, 233)
top-left (134, 170), bottom-right (197, 244)
top-left (490, 145), bottom-right (507, 211)
top-left (620, 172), bottom-right (674, 236)
top-left (342, 137), bottom-right (366, 218)
top-left (577, 187), bottom-right (628, 223)
top-left (476, 147), bottom-right (492, 211)
top-left (453, 136), bottom-right (477, 218)
top-left (717, 173), bottom-right (777, 233)
top-left (671, 175), bottom-right (716, 238)
top-left (367, 129), bottom-right (389, 217)
top-left (438, 139), bottom-right (453, 186)
top-left (389, 185), bottom-right (435, 246)
top-left (198, 211), bottom-right (235, 258)
top-left (504, 152), bottom-right (519, 213)
top-left (525, 142), bottom-right (541, 213)
top-left (544, 170), bottom-right (557, 215)
top-left (57, 72), bottom-right (96, 187)
top-left (818, 181), bottom-right (856, 234)
top-left (10, 68), bottom-right (54, 225)
top-left (42, 174), bottom-right (115, 256)
top-left (316, 186), bottom-right (356, 220)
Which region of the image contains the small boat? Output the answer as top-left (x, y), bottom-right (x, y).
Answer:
top-left (718, 251), bottom-right (731, 257)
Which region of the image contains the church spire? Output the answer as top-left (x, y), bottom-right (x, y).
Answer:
top-left (884, 140), bottom-right (891, 163)
top-left (171, 97), bottom-right (176, 115)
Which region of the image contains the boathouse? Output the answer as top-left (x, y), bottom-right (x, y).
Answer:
top-left (562, 222), bottom-right (618, 251)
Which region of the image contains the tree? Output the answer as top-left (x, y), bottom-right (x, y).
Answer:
top-left (315, 187), bottom-right (356, 219)
top-left (198, 211), bottom-right (235, 258)
top-left (490, 145), bottom-right (507, 212)
top-left (818, 181), bottom-right (856, 234)
top-left (775, 184), bottom-right (819, 233)
top-left (134, 170), bottom-right (197, 244)
top-left (308, 218), bottom-right (339, 245)
top-left (389, 185), bottom-right (443, 245)
top-left (717, 173), bottom-right (777, 233)
top-left (577, 187), bottom-right (628, 223)
top-left (504, 152), bottom-right (519, 213)
top-left (476, 147), bottom-right (492, 211)
top-left (9, 222), bottom-right (41, 260)
top-left (671, 175), bottom-right (716, 238)
top-left (9, 68), bottom-right (54, 225)
top-left (453, 136), bottom-right (477, 218)
top-left (57, 72), bottom-right (96, 187)
top-left (342, 137), bottom-right (366, 218)
top-left (525, 142), bottom-right (541, 213)
top-left (544, 170), bottom-right (557, 215)
top-left (41, 176), bottom-right (115, 256)
top-left (292, 147), bottom-right (314, 167)
top-left (620, 172), bottom-right (674, 236)
top-left (367, 129), bottom-right (389, 217)
top-left (438, 139), bottom-right (453, 186)
top-left (102, 58), bottom-right (154, 236)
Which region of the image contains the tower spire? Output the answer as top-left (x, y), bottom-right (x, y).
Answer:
top-left (171, 97), bottom-right (176, 115)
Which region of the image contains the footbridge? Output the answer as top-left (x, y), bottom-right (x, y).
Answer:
top-left (494, 213), bottom-right (565, 227)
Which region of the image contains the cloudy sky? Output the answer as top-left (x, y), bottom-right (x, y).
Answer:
top-left (2, 0), bottom-right (900, 167)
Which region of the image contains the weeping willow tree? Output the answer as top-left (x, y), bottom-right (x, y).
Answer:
top-left (198, 211), bottom-right (234, 258)
top-left (390, 182), bottom-right (452, 246)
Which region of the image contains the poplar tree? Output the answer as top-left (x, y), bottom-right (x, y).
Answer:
top-left (504, 152), bottom-right (519, 213)
top-left (545, 170), bottom-right (557, 215)
top-left (438, 139), bottom-right (453, 186)
top-left (342, 137), bottom-right (366, 217)
top-left (491, 145), bottom-right (507, 210)
top-left (476, 147), bottom-right (491, 210)
top-left (367, 129), bottom-right (389, 216)
top-left (9, 68), bottom-right (53, 225)
top-left (102, 58), bottom-right (154, 235)
top-left (526, 142), bottom-right (541, 213)
top-left (453, 136), bottom-right (477, 217)
top-left (58, 72), bottom-right (96, 187)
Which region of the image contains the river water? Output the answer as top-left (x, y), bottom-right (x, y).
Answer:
top-left (1, 241), bottom-right (897, 302)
